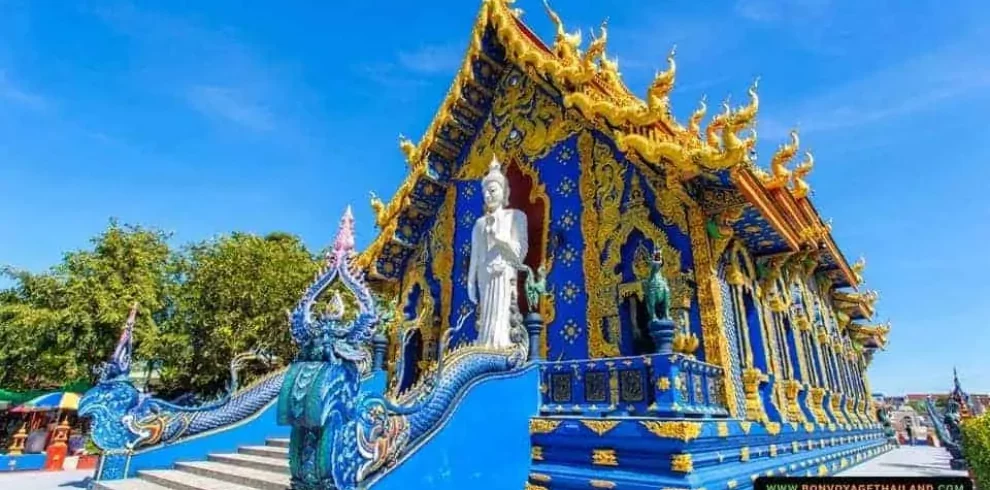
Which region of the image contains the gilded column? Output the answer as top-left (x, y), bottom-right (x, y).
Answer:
top-left (687, 205), bottom-right (740, 418)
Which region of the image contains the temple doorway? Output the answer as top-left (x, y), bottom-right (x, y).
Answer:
top-left (504, 159), bottom-right (548, 312)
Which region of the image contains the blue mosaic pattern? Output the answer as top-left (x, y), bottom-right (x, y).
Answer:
top-left (449, 179), bottom-right (483, 346)
top-left (537, 138), bottom-right (588, 360)
top-left (718, 262), bottom-right (747, 417)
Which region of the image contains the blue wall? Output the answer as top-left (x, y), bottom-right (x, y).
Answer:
top-left (0, 453), bottom-right (46, 472)
top-left (371, 366), bottom-right (538, 490)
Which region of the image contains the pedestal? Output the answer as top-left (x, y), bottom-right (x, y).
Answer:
top-left (44, 418), bottom-right (71, 471)
top-left (372, 332), bottom-right (388, 371)
top-left (649, 319), bottom-right (677, 355)
top-left (7, 425), bottom-right (26, 456)
top-left (525, 312), bottom-right (543, 361)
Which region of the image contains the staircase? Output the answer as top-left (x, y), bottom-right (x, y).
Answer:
top-left (93, 438), bottom-right (290, 490)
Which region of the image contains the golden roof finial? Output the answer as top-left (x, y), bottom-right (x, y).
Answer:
top-left (646, 46), bottom-right (677, 111)
top-left (743, 127), bottom-right (757, 158)
top-left (369, 191), bottom-right (386, 228)
top-left (852, 256), bottom-right (866, 281)
top-left (704, 95), bottom-right (732, 148)
top-left (601, 54), bottom-right (620, 75)
top-left (542, 0), bottom-right (581, 59)
top-left (688, 95), bottom-right (707, 137)
top-left (727, 77), bottom-right (759, 130)
top-left (583, 18), bottom-right (608, 66)
top-left (398, 134), bottom-right (418, 167)
top-left (765, 129), bottom-right (799, 189)
top-left (791, 151), bottom-right (814, 198)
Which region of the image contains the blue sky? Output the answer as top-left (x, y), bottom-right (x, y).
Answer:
top-left (1, 0), bottom-right (988, 395)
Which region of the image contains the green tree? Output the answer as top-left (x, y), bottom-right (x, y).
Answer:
top-left (157, 232), bottom-right (317, 396)
top-left (0, 220), bottom-right (173, 389)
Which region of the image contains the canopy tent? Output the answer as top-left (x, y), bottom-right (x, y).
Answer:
top-left (9, 392), bottom-right (81, 413)
top-left (0, 388), bottom-right (48, 407)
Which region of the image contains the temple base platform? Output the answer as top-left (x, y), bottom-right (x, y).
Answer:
top-left (528, 417), bottom-right (893, 490)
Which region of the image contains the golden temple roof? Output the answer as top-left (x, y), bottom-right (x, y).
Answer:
top-left (355, 0), bottom-right (865, 292)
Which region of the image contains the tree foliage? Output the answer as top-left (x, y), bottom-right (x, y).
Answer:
top-left (963, 414), bottom-right (990, 487)
top-left (0, 221), bottom-right (319, 397)
top-left (156, 232), bottom-right (317, 396)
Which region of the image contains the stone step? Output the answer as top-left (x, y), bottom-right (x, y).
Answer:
top-left (238, 445), bottom-right (289, 459)
top-left (265, 438), bottom-right (289, 448)
top-left (92, 478), bottom-right (173, 490)
top-left (138, 469), bottom-right (263, 490)
top-left (171, 461), bottom-right (289, 490)
top-left (208, 453), bottom-right (290, 473)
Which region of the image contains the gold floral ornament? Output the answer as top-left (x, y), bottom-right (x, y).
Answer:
top-left (529, 418), bottom-right (561, 434)
top-left (672, 329), bottom-right (700, 356)
top-left (581, 420), bottom-right (621, 436)
top-left (671, 453), bottom-right (694, 473)
top-left (640, 421), bottom-right (703, 442)
top-left (591, 449), bottom-right (618, 466)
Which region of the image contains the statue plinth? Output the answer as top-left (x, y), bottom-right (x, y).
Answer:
top-left (524, 312), bottom-right (543, 361)
top-left (372, 332), bottom-right (388, 371)
top-left (648, 318), bottom-right (677, 355)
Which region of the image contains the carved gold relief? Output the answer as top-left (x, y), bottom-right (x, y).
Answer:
top-left (531, 446), bottom-right (544, 461)
top-left (582, 420), bottom-right (621, 436)
top-left (431, 186), bottom-right (456, 342)
top-left (591, 449), bottom-right (618, 466)
top-left (640, 421), bottom-right (703, 442)
top-left (671, 453), bottom-right (694, 473)
top-left (529, 419), bottom-right (561, 435)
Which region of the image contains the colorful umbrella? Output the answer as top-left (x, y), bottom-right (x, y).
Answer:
top-left (9, 392), bottom-right (81, 413)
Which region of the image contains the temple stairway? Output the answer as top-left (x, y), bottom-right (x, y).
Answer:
top-left (92, 437), bottom-right (290, 490)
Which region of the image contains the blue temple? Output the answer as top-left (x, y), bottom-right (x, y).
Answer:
top-left (81, 1), bottom-right (898, 488)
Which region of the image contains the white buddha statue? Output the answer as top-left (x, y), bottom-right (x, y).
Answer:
top-left (467, 157), bottom-right (528, 349)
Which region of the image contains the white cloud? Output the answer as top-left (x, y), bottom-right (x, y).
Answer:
top-left (0, 70), bottom-right (47, 110)
top-left (734, 0), bottom-right (832, 24)
top-left (397, 44), bottom-right (463, 75)
top-left (185, 85), bottom-right (274, 132)
top-left (88, 2), bottom-right (307, 135)
top-left (759, 32), bottom-right (990, 139)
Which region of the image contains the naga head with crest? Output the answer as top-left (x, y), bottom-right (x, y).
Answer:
top-left (289, 206), bottom-right (380, 367)
top-left (79, 303), bottom-right (145, 450)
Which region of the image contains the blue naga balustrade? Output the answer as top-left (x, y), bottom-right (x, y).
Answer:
top-left (540, 354), bottom-right (729, 418)
top-left (79, 305), bottom-right (292, 482)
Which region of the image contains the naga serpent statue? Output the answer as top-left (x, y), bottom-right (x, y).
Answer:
top-left (79, 304), bottom-right (285, 471)
top-left (278, 207), bottom-right (527, 490)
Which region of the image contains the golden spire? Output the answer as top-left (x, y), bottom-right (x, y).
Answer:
top-left (647, 46), bottom-right (677, 111)
top-left (765, 129), bottom-right (799, 189)
top-left (688, 95), bottom-right (707, 137)
top-left (791, 151), bottom-right (814, 198)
